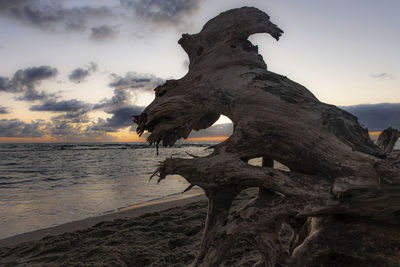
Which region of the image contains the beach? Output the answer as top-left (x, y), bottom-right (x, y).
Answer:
top-left (0, 188), bottom-right (275, 266)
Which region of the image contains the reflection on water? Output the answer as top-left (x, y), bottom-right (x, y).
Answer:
top-left (0, 142), bottom-right (214, 239)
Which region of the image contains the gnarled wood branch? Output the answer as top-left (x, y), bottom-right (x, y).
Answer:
top-left (135, 7), bottom-right (400, 266)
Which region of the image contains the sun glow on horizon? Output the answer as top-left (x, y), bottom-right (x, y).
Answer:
top-left (187, 136), bottom-right (229, 142)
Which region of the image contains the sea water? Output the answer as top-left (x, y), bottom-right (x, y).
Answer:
top-left (0, 142), bottom-right (214, 239)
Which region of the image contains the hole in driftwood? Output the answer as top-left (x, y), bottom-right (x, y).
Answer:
top-left (247, 157), bottom-right (263, 167)
top-left (187, 115), bottom-right (233, 144)
top-left (247, 157), bottom-right (290, 172)
top-left (274, 161), bottom-right (290, 172)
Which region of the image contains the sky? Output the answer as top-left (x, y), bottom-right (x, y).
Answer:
top-left (0, 0), bottom-right (399, 142)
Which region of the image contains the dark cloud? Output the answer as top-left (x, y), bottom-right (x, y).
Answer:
top-left (52, 111), bottom-right (90, 124)
top-left (0, 117), bottom-right (114, 141)
top-left (0, 118), bottom-right (47, 137)
top-left (0, 105), bottom-right (9, 114)
top-left (48, 119), bottom-right (114, 142)
top-left (16, 70), bottom-right (162, 139)
top-left (68, 62), bottom-right (97, 83)
top-left (68, 69), bottom-right (89, 83)
top-left (90, 105), bottom-right (144, 132)
top-left (121, 0), bottom-right (202, 24)
top-left (0, 1), bottom-right (114, 32)
top-left (0, 66), bottom-right (58, 102)
top-left (0, 92), bottom-right (143, 140)
top-left (29, 98), bottom-right (93, 124)
top-left (94, 88), bottom-right (134, 110)
top-left (370, 73), bottom-right (396, 79)
top-left (92, 72), bottom-right (164, 111)
top-left (342, 103), bottom-right (400, 131)
top-left (90, 25), bottom-right (118, 41)
top-left (0, 1), bottom-right (203, 39)
top-left (16, 88), bottom-right (57, 102)
top-left (48, 120), bottom-right (80, 139)
top-left (0, 67), bottom-right (173, 140)
top-left (109, 72), bottom-right (164, 91)
top-left (30, 99), bottom-right (92, 112)
top-left (91, 75), bottom-right (149, 132)
top-left (0, 66), bottom-right (58, 93)
top-left (76, 71), bottom-right (162, 134)
top-left (0, 77), bottom-right (9, 91)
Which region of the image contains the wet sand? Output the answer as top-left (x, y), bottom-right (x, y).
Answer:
top-left (0, 188), bottom-right (265, 266)
top-left (0, 188), bottom-right (205, 248)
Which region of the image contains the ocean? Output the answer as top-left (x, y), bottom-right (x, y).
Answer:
top-left (0, 142), bottom-right (214, 239)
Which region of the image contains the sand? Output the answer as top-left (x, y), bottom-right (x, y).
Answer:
top-left (0, 188), bottom-right (268, 266)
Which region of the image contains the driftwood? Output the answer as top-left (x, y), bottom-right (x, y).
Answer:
top-left (377, 127), bottom-right (399, 154)
top-left (134, 7), bottom-right (400, 266)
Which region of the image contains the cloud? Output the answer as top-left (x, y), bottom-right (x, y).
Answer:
top-left (0, 105), bottom-right (9, 114)
top-left (48, 119), bottom-right (115, 142)
top-left (342, 103), bottom-right (400, 131)
top-left (90, 25), bottom-right (118, 41)
top-left (0, 65), bottom-right (58, 101)
top-left (26, 72), bottom-right (148, 137)
top-left (121, 0), bottom-right (202, 25)
top-left (0, 67), bottom-right (168, 140)
top-left (0, 1), bottom-right (203, 39)
top-left (90, 73), bottom-right (151, 132)
top-left (0, 86), bottom-right (143, 140)
top-left (370, 73), bottom-right (396, 79)
top-left (49, 104), bottom-right (143, 140)
top-left (29, 99), bottom-right (92, 112)
top-left (30, 99), bottom-right (93, 124)
top-left (94, 88), bottom-right (134, 111)
top-left (48, 120), bottom-right (82, 139)
top-left (0, 77), bottom-right (9, 91)
top-left (92, 72), bottom-right (164, 111)
top-left (0, 66), bottom-right (58, 93)
top-left (91, 105), bottom-right (144, 132)
top-left (92, 82), bottom-right (145, 131)
top-left (68, 62), bottom-right (98, 83)
top-left (0, 1), bottom-right (114, 32)
top-left (21, 70), bottom-right (162, 139)
top-left (0, 118), bottom-right (47, 137)
top-left (16, 88), bottom-right (57, 102)
top-left (51, 110), bottom-right (90, 124)
top-left (0, 117), bottom-right (114, 141)
top-left (109, 72), bottom-right (164, 91)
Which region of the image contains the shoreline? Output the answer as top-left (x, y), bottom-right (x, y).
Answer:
top-left (0, 188), bottom-right (260, 266)
top-left (0, 188), bottom-right (206, 248)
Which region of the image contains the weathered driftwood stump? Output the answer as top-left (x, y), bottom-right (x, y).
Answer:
top-left (135, 7), bottom-right (400, 266)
